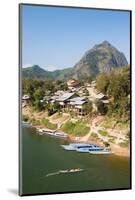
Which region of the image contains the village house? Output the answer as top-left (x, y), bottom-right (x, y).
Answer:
top-left (22, 94), bottom-right (30, 107)
top-left (56, 92), bottom-right (78, 110)
top-left (40, 78), bottom-right (110, 116)
top-left (95, 93), bottom-right (107, 100)
top-left (68, 97), bottom-right (87, 116)
top-left (67, 79), bottom-right (79, 90)
top-left (55, 92), bottom-right (88, 116)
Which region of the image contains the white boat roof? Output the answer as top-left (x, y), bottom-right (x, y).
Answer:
top-left (69, 143), bottom-right (94, 146)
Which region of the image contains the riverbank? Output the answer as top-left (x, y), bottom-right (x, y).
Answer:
top-left (22, 105), bottom-right (130, 157)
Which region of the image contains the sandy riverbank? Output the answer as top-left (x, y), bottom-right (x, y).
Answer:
top-left (66, 133), bottom-right (130, 157)
top-left (22, 106), bottom-right (130, 157)
top-left (30, 123), bottom-right (130, 157)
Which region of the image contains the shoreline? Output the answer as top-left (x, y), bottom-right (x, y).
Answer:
top-left (31, 124), bottom-right (130, 158)
top-left (22, 106), bottom-right (130, 158)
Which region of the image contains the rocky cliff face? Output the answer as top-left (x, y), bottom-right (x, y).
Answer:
top-left (72, 41), bottom-right (128, 79)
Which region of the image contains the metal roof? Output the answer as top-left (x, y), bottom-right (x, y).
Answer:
top-left (56, 92), bottom-right (75, 102)
top-left (69, 97), bottom-right (86, 102)
top-left (95, 93), bottom-right (105, 99)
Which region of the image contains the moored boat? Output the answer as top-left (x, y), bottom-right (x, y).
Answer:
top-left (61, 143), bottom-right (112, 154)
top-left (61, 143), bottom-right (94, 151)
top-left (37, 128), bottom-right (68, 138)
top-left (54, 131), bottom-right (68, 138)
top-left (89, 147), bottom-right (112, 154)
top-left (36, 128), bottom-right (56, 135)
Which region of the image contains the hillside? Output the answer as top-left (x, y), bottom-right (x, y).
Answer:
top-left (22, 65), bottom-right (73, 80)
top-left (72, 41), bottom-right (128, 79)
top-left (22, 65), bottom-right (52, 80)
top-left (22, 41), bottom-right (128, 80)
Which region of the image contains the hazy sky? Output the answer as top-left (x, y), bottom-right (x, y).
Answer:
top-left (22, 5), bottom-right (130, 71)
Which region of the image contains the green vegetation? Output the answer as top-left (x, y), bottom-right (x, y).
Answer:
top-left (22, 114), bottom-right (29, 122)
top-left (96, 73), bottom-right (110, 93)
top-left (90, 132), bottom-right (99, 139)
top-left (62, 120), bottom-right (90, 136)
top-left (108, 135), bottom-right (116, 143)
top-left (102, 117), bottom-right (115, 128)
top-left (95, 100), bottom-right (108, 115)
top-left (47, 103), bottom-right (61, 116)
top-left (118, 140), bottom-right (129, 148)
top-left (30, 118), bottom-right (41, 126)
top-left (22, 79), bottom-right (62, 113)
top-left (103, 141), bottom-right (110, 147)
top-left (96, 66), bottom-right (130, 121)
top-left (41, 118), bottom-right (57, 130)
top-left (98, 130), bottom-right (108, 136)
top-left (22, 64), bottom-right (73, 81)
top-left (83, 101), bottom-right (93, 115)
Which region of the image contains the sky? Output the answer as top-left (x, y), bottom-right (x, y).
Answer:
top-left (22, 5), bottom-right (130, 71)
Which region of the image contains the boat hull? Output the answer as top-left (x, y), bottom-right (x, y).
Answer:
top-left (89, 151), bottom-right (112, 154)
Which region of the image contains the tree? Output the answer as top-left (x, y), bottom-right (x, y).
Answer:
top-left (96, 73), bottom-right (109, 93)
top-left (83, 101), bottom-right (93, 115)
top-left (95, 100), bottom-right (108, 115)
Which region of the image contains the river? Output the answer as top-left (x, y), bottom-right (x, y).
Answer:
top-left (20, 126), bottom-right (131, 195)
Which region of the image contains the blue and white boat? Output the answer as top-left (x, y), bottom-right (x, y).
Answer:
top-left (61, 143), bottom-right (112, 154)
top-left (89, 147), bottom-right (111, 154)
top-left (61, 143), bottom-right (91, 151)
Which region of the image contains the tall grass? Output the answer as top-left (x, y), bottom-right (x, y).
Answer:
top-left (62, 120), bottom-right (90, 136)
top-left (41, 118), bottom-right (57, 130)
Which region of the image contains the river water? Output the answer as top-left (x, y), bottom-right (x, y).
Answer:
top-left (20, 126), bottom-right (130, 195)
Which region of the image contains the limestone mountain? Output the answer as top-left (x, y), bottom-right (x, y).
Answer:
top-left (22, 41), bottom-right (128, 80)
top-left (72, 41), bottom-right (128, 79)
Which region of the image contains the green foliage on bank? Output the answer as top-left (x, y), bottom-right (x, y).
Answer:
top-left (62, 120), bottom-right (90, 136)
top-left (96, 66), bottom-right (130, 120)
top-left (41, 118), bottom-right (57, 130)
top-left (90, 132), bottom-right (99, 139)
top-left (22, 114), bottom-right (29, 122)
top-left (118, 140), bottom-right (129, 148)
top-left (98, 130), bottom-right (108, 136)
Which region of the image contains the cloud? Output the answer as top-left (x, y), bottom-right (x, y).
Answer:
top-left (22, 64), bottom-right (34, 68)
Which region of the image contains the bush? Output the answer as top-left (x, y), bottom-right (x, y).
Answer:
top-left (103, 141), bottom-right (110, 147)
top-left (62, 120), bottom-right (90, 136)
top-left (98, 130), bottom-right (108, 136)
top-left (73, 122), bottom-right (90, 136)
top-left (95, 100), bottom-right (108, 115)
top-left (22, 115), bottom-right (29, 122)
top-left (30, 118), bottom-right (41, 126)
top-left (108, 138), bottom-right (115, 143)
top-left (62, 121), bottom-right (75, 134)
top-left (90, 132), bottom-right (99, 138)
top-left (118, 140), bottom-right (129, 148)
top-left (41, 118), bottom-right (57, 130)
